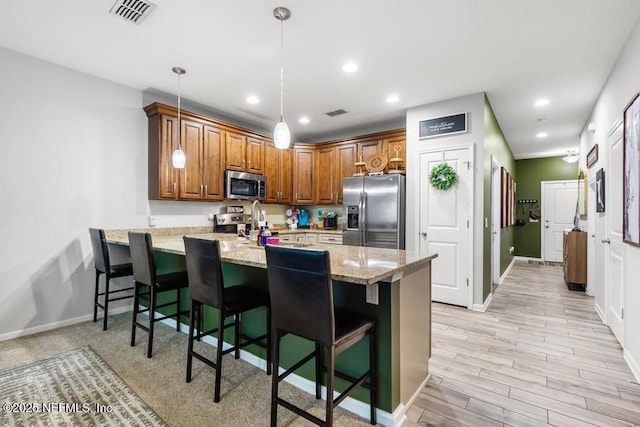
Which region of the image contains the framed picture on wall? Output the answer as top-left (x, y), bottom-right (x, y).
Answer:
top-left (501, 167), bottom-right (507, 228)
top-left (587, 144), bottom-right (599, 168)
top-left (596, 168), bottom-right (605, 213)
top-left (623, 93), bottom-right (640, 246)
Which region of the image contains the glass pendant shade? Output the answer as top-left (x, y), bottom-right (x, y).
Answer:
top-left (562, 151), bottom-right (579, 164)
top-left (172, 147), bottom-right (186, 168)
top-left (273, 120), bottom-right (290, 149)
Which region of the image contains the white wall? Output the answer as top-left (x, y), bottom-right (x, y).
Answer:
top-left (0, 48), bottom-right (232, 339)
top-left (406, 93), bottom-right (485, 306)
top-left (581, 16), bottom-right (640, 381)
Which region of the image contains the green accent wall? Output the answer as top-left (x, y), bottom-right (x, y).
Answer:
top-left (514, 157), bottom-right (578, 258)
top-left (483, 96), bottom-right (515, 297)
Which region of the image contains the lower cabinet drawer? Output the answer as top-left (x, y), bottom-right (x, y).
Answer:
top-left (318, 234), bottom-right (342, 245)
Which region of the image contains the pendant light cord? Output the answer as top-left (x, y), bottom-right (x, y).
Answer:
top-left (177, 71), bottom-right (182, 150)
top-left (279, 18), bottom-right (285, 122)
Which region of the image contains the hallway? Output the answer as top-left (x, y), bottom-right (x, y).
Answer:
top-left (407, 261), bottom-right (640, 426)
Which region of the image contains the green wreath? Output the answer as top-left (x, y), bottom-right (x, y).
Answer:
top-left (429, 162), bottom-right (458, 190)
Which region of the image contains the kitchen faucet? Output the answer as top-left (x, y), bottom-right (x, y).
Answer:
top-left (250, 199), bottom-right (262, 237)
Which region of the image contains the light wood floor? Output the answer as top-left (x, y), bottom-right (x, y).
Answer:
top-left (406, 261), bottom-right (640, 427)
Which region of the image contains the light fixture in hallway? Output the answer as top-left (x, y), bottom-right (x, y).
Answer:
top-left (562, 150), bottom-right (579, 163)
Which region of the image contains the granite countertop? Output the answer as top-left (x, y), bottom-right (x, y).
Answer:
top-left (105, 228), bottom-right (436, 285)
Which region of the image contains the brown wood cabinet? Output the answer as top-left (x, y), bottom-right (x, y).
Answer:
top-left (314, 143), bottom-right (357, 205)
top-left (264, 140), bottom-right (293, 204)
top-left (178, 118), bottom-right (225, 201)
top-left (383, 131), bottom-right (406, 173)
top-left (146, 102), bottom-right (405, 205)
top-left (293, 147), bottom-right (315, 205)
top-left (563, 230), bottom-right (587, 290)
top-left (147, 112), bottom-right (180, 199)
top-left (224, 132), bottom-right (264, 174)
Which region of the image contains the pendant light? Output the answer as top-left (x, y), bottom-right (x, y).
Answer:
top-left (171, 66), bottom-right (187, 168)
top-left (273, 7), bottom-right (291, 149)
top-left (562, 150), bottom-right (579, 164)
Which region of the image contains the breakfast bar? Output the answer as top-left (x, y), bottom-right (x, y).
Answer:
top-left (106, 227), bottom-right (437, 426)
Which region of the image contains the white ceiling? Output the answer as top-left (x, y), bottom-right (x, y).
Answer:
top-left (1, 0), bottom-right (639, 159)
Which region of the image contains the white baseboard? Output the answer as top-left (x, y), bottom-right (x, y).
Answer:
top-left (499, 257), bottom-right (516, 285)
top-left (472, 292), bottom-right (493, 312)
top-left (513, 256), bottom-right (542, 262)
top-left (624, 349), bottom-right (640, 384)
top-left (0, 306), bottom-right (132, 342)
top-left (594, 302), bottom-right (606, 325)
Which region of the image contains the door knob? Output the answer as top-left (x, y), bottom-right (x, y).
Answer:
top-left (602, 238), bottom-right (611, 244)
top-left (545, 225), bottom-right (549, 229)
top-left (420, 232), bottom-right (427, 238)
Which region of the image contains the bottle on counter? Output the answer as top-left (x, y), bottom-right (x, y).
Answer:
top-left (257, 226), bottom-right (264, 246)
top-left (262, 222), bottom-right (272, 246)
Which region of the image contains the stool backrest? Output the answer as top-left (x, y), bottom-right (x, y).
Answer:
top-left (265, 245), bottom-right (334, 346)
top-left (89, 228), bottom-right (109, 273)
top-left (128, 232), bottom-right (157, 287)
top-left (183, 237), bottom-right (225, 308)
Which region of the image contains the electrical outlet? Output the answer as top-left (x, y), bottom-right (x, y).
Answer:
top-left (208, 213), bottom-right (214, 221)
top-left (509, 246), bottom-right (514, 254)
top-left (147, 215), bottom-right (156, 227)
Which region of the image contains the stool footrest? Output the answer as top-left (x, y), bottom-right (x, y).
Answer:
top-left (276, 397), bottom-right (325, 426)
top-left (277, 350), bottom-right (317, 382)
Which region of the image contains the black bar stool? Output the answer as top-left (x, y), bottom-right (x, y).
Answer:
top-left (183, 236), bottom-right (271, 402)
top-left (128, 232), bottom-right (190, 358)
top-left (89, 228), bottom-right (134, 331)
top-left (265, 245), bottom-right (376, 427)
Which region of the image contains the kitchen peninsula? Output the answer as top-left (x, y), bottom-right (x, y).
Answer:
top-left (106, 227), bottom-right (436, 426)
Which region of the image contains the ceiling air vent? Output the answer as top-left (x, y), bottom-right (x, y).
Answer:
top-left (324, 109), bottom-right (348, 118)
top-left (109, 0), bottom-right (156, 25)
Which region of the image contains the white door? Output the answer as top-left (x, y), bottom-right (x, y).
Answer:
top-left (418, 146), bottom-right (473, 307)
top-left (606, 121), bottom-right (625, 345)
top-left (542, 181), bottom-right (578, 262)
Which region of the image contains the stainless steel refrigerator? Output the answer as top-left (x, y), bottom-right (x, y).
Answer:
top-left (342, 174), bottom-right (406, 249)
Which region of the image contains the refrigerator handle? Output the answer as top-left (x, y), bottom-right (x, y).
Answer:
top-left (361, 192), bottom-right (367, 246)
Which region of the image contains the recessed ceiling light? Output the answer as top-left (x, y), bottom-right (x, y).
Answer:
top-left (386, 95), bottom-right (399, 103)
top-left (246, 95), bottom-right (260, 104)
top-left (342, 63), bottom-right (358, 73)
top-left (536, 132), bottom-right (548, 138)
top-left (299, 117), bottom-right (310, 124)
top-left (534, 98), bottom-right (550, 107)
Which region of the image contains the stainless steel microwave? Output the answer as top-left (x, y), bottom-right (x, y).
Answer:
top-left (225, 171), bottom-right (266, 201)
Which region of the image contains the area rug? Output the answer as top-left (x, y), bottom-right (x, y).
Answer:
top-left (0, 346), bottom-right (166, 427)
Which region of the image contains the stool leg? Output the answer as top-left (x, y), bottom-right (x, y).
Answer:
top-left (147, 287), bottom-right (156, 358)
top-left (315, 342), bottom-right (322, 399)
top-left (266, 305), bottom-right (272, 375)
top-left (270, 328), bottom-right (280, 427)
top-left (326, 346), bottom-right (335, 427)
top-left (176, 288), bottom-right (181, 331)
top-left (214, 308), bottom-right (225, 402)
top-left (186, 301), bottom-right (197, 383)
top-left (93, 270), bottom-right (101, 323)
top-left (369, 329), bottom-right (376, 425)
top-left (234, 313), bottom-right (240, 359)
top-left (102, 274), bottom-right (111, 331)
top-left (130, 282), bottom-right (140, 347)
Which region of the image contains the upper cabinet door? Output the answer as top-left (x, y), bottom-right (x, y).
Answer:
top-left (293, 147), bottom-right (315, 205)
top-left (336, 143), bottom-right (357, 204)
top-left (225, 131), bottom-right (247, 171)
top-left (202, 125), bottom-right (225, 200)
top-left (178, 119), bottom-right (205, 200)
top-left (316, 146), bottom-right (336, 205)
top-left (246, 136), bottom-right (265, 175)
top-left (263, 141), bottom-right (280, 203)
top-left (383, 131), bottom-right (406, 173)
top-left (357, 139), bottom-right (383, 164)
top-left (278, 148), bottom-right (293, 204)
top-left (156, 114), bottom-right (179, 199)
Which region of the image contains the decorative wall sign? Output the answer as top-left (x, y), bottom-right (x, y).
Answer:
top-left (500, 167), bottom-right (516, 228)
top-left (596, 168), bottom-right (605, 213)
top-left (419, 113), bottom-right (467, 139)
top-left (586, 144), bottom-right (599, 168)
top-left (624, 92), bottom-right (640, 246)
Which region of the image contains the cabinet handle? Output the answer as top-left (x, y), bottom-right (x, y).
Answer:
top-left (296, 192), bottom-right (298, 201)
top-left (200, 184), bottom-right (204, 195)
top-left (205, 185), bottom-right (208, 195)
top-left (173, 182), bottom-right (176, 195)
top-left (331, 192), bottom-right (334, 201)
top-left (248, 160), bottom-right (251, 168)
